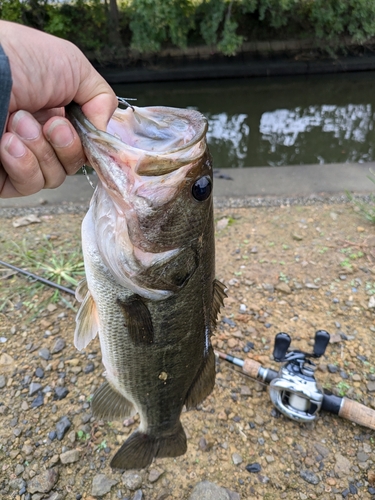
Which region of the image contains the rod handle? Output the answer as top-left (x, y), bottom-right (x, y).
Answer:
top-left (242, 358), bottom-right (262, 379)
top-left (339, 398), bottom-right (375, 430)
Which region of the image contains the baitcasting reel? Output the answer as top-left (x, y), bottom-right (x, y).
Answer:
top-left (268, 330), bottom-right (330, 422)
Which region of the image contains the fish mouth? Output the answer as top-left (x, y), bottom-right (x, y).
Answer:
top-left (66, 103), bottom-right (208, 177)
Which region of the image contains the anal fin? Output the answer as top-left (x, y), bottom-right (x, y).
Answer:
top-left (92, 381), bottom-right (135, 420)
top-left (110, 422), bottom-right (187, 470)
top-left (75, 278), bottom-right (89, 302)
top-left (185, 346), bottom-right (215, 409)
top-left (74, 290), bottom-right (99, 351)
top-left (117, 295), bottom-right (154, 345)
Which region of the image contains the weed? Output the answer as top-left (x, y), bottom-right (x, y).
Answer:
top-left (336, 381), bottom-right (350, 397)
top-left (96, 440), bottom-right (107, 452)
top-left (279, 272), bottom-right (289, 283)
top-left (347, 171), bottom-right (375, 223)
top-left (77, 430), bottom-right (90, 441)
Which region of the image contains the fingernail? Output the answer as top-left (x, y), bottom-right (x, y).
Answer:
top-left (13, 110), bottom-right (40, 140)
top-left (5, 135), bottom-right (26, 158)
top-left (47, 120), bottom-right (74, 148)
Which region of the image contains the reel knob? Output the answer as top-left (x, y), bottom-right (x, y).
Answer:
top-left (313, 330), bottom-right (330, 358)
top-left (273, 332), bottom-right (291, 362)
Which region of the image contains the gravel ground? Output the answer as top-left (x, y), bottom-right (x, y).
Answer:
top-left (2, 200), bottom-right (375, 499)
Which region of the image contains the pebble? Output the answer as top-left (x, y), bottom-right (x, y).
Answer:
top-left (31, 392), bottom-right (44, 408)
top-left (0, 374), bottom-right (6, 388)
top-left (368, 381), bottom-right (375, 392)
top-left (55, 416), bottom-right (71, 440)
top-left (29, 382), bottom-right (42, 396)
top-left (54, 387), bottom-right (69, 400)
top-left (300, 470), bottom-right (320, 485)
top-left (39, 348), bottom-right (50, 360)
top-left (91, 474), bottom-right (118, 496)
top-left (133, 491), bottom-right (143, 500)
top-left (314, 443), bottom-right (330, 458)
top-left (188, 481), bottom-right (230, 500)
top-left (121, 471), bottom-right (143, 490)
top-left (148, 468), bottom-right (163, 483)
top-left (51, 338), bottom-right (66, 354)
top-left (335, 453), bottom-right (352, 476)
top-left (246, 463), bottom-right (261, 473)
top-left (232, 453), bottom-right (242, 465)
top-left (35, 367), bottom-right (45, 378)
top-left (83, 362), bottom-right (95, 374)
top-left (60, 449), bottom-right (80, 464)
top-left (28, 468), bottom-right (59, 494)
top-left (327, 364), bottom-right (338, 373)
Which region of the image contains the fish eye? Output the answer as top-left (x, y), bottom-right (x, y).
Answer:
top-left (192, 176), bottom-right (212, 201)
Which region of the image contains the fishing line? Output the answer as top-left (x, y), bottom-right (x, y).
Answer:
top-left (82, 165), bottom-right (96, 190)
top-left (0, 259), bottom-right (75, 296)
top-left (117, 97), bottom-right (137, 111)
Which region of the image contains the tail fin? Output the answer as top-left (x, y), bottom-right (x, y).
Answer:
top-left (110, 422), bottom-right (187, 470)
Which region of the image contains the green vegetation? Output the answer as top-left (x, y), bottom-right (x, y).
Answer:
top-left (347, 171), bottom-right (375, 224)
top-left (2, 0), bottom-right (375, 61)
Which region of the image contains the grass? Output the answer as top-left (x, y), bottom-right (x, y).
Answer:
top-left (0, 235), bottom-right (84, 315)
top-left (347, 170), bottom-right (375, 223)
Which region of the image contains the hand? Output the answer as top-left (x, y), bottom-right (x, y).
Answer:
top-left (0, 21), bottom-right (118, 198)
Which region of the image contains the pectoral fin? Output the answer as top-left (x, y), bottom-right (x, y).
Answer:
top-left (92, 381), bottom-right (136, 420)
top-left (74, 290), bottom-right (99, 351)
top-left (211, 279), bottom-right (227, 329)
top-left (117, 295), bottom-right (154, 345)
top-left (185, 346), bottom-right (215, 409)
top-left (75, 278), bottom-right (89, 302)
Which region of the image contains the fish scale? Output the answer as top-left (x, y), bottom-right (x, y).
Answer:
top-left (66, 102), bottom-right (226, 470)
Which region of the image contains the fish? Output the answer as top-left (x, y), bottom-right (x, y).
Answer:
top-left (66, 102), bottom-right (226, 470)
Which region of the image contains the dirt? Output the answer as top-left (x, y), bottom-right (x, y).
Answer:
top-left (1, 202), bottom-right (375, 499)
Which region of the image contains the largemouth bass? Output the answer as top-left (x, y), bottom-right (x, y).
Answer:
top-left (66, 102), bottom-right (226, 470)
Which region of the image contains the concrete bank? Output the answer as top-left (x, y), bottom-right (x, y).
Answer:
top-left (0, 163), bottom-right (374, 216)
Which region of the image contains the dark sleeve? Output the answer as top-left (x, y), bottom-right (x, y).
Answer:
top-left (0, 44), bottom-right (12, 137)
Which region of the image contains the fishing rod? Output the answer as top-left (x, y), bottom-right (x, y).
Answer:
top-left (216, 330), bottom-right (375, 431)
top-left (0, 259), bottom-right (75, 296)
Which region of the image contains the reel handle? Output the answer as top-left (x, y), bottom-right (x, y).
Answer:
top-left (273, 332), bottom-right (291, 361)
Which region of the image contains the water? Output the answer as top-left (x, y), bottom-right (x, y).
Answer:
top-left (112, 71), bottom-right (375, 168)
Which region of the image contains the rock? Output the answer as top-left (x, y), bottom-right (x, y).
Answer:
top-left (83, 362), bottom-right (95, 374)
top-left (246, 463), bottom-right (261, 473)
top-left (300, 470), bottom-right (320, 485)
top-left (12, 214), bottom-right (41, 227)
top-left (121, 471), bottom-right (143, 490)
top-left (232, 453), bottom-right (242, 465)
top-left (275, 282), bottom-right (292, 294)
top-left (334, 453), bottom-right (352, 476)
top-left (133, 490), bottom-right (143, 500)
top-left (0, 374), bottom-right (6, 388)
top-left (39, 348), bottom-right (51, 360)
top-left (91, 474), bottom-right (118, 497)
top-left (367, 381), bottom-right (375, 392)
top-left (35, 367), bottom-right (45, 378)
top-left (217, 218), bottom-right (230, 231)
top-left (188, 481), bottom-right (230, 500)
top-left (31, 392), bottom-right (44, 408)
top-left (357, 451), bottom-right (370, 462)
top-left (28, 468), bottom-right (59, 494)
top-left (29, 382), bottom-right (42, 396)
top-left (0, 352), bottom-right (14, 371)
top-left (54, 387), bottom-right (69, 400)
top-left (56, 416), bottom-right (71, 440)
top-left (148, 468), bottom-right (163, 483)
top-left (226, 490), bottom-right (240, 500)
top-left (314, 443), bottom-right (330, 458)
top-left (60, 449), bottom-right (80, 464)
top-left (9, 478), bottom-right (26, 490)
top-left (15, 464), bottom-right (25, 476)
top-left (51, 338), bottom-right (66, 354)
top-left (327, 364), bottom-right (338, 373)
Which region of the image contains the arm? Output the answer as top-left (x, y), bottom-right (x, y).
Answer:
top-left (0, 44), bottom-right (12, 136)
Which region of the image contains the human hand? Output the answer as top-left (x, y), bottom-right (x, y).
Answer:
top-left (0, 21), bottom-right (118, 198)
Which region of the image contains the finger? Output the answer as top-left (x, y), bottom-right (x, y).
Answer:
top-left (44, 116), bottom-right (86, 175)
top-left (0, 132), bottom-right (46, 197)
top-left (81, 92), bottom-right (118, 132)
top-left (33, 107), bottom-right (65, 126)
top-left (8, 110), bottom-right (70, 188)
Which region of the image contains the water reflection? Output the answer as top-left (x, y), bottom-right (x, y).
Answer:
top-left (206, 113), bottom-right (249, 167)
top-left (113, 73), bottom-right (375, 167)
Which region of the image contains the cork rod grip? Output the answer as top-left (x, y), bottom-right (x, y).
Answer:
top-left (242, 358), bottom-right (262, 379)
top-left (339, 398), bottom-right (375, 430)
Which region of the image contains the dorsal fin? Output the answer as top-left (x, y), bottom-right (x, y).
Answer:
top-left (211, 279), bottom-right (227, 329)
top-left (74, 290), bottom-right (99, 350)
